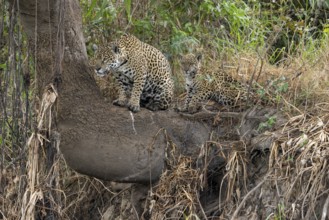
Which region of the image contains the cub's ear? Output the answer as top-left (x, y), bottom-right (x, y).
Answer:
top-left (121, 33), bottom-right (130, 39)
top-left (196, 53), bottom-right (202, 61)
top-left (112, 44), bottom-right (120, 53)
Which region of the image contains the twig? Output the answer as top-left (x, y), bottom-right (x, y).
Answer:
top-left (246, 49), bottom-right (260, 103)
top-left (231, 173), bottom-right (269, 220)
top-left (321, 195), bottom-right (329, 220)
top-left (255, 48), bottom-right (264, 83)
top-left (195, 189), bottom-right (207, 220)
top-left (93, 178), bottom-right (116, 194)
top-left (130, 111), bottom-right (137, 135)
top-left (131, 203), bottom-right (140, 220)
top-left (109, 185), bottom-right (133, 204)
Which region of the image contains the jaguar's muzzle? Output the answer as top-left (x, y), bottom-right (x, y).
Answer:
top-left (95, 67), bottom-right (109, 76)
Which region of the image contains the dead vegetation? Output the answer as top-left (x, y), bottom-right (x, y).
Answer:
top-left (1, 1), bottom-right (329, 219)
top-left (88, 45), bottom-right (329, 220)
top-left (141, 105), bottom-right (329, 219)
top-left (2, 48), bottom-right (329, 219)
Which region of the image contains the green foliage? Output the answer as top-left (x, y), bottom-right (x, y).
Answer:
top-left (265, 202), bottom-right (286, 220)
top-left (81, 0), bottom-right (119, 41)
top-left (258, 116), bottom-right (277, 132)
top-left (124, 0), bottom-right (132, 23)
top-left (184, 213), bottom-right (201, 220)
top-left (0, 62), bottom-right (6, 70)
top-left (81, 0), bottom-right (328, 65)
top-left (275, 202), bottom-right (286, 220)
top-left (81, 0), bottom-right (328, 107)
top-left (0, 0), bottom-right (32, 162)
top-left (256, 75), bottom-right (290, 105)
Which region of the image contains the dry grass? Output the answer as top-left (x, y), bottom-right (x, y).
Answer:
top-left (0, 84), bottom-right (116, 220)
top-left (267, 112), bottom-right (329, 219)
top-left (1, 0), bottom-right (329, 219)
top-left (145, 110), bottom-right (329, 219)
top-left (1, 11), bottom-right (329, 219)
top-left (2, 49), bottom-right (328, 219)
top-left (233, 48), bottom-right (329, 106)
top-left (142, 46), bottom-right (329, 219)
top-left (146, 150), bottom-right (204, 219)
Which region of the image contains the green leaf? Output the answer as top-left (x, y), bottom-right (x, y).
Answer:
top-left (86, 0), bottom-right (98, 18)
top-left (124, 0), bottom-right (132, 22)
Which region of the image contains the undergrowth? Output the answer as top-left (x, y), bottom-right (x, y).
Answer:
top-left (80, 1), bottom-right (329, 218)
top-left (1, 0), bottom-right (329, 219)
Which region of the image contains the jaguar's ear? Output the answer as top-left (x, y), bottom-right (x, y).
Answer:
top-left (121, 33), bottom-right (131, 40)
top-left (112, 44), bottom-right (120, 54)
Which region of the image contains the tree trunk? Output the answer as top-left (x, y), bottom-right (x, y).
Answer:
top-left (18, 0), bottom-right (209, 182)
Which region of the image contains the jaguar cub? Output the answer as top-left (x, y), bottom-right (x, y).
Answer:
top-left (179, 53), bottom-right (252, 113)
top-left (95, 34), bottom-right (174, 113)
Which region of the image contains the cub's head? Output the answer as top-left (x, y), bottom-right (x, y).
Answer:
top-left (179, 53), bottom-right (202, 79)
top-left (94, 42), bottom-right (128, 76)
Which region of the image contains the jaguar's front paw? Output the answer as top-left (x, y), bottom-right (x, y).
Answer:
top-left (145, 101), bottom-right (161, 111)
top-left (176, 106), bottom-right (188, 112)
top-left (146, 105), bottom-right (160, 111)
top-left (188, 105), bottom-right (199, 114)
top-left (128, 103), bottom-right (140, 113)
top-left (113, 99), bottom-right (127, 107)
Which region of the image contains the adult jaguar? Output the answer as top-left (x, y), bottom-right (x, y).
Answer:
top-left (95, 34), bottom-right (174, 113)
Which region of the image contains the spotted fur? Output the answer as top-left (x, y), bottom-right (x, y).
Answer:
top-left (95, 34), bottom-right (173, 112)
top-left (179, 53), bottom-right (251, 113)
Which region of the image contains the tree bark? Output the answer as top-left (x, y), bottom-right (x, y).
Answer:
top-left (18, 0), bottom-right (209, 182)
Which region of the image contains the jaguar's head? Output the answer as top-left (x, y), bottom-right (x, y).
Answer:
top-left (179, 53), bottom-right (202, 80)
top-left (94, 42), bottom-right (128, 76)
